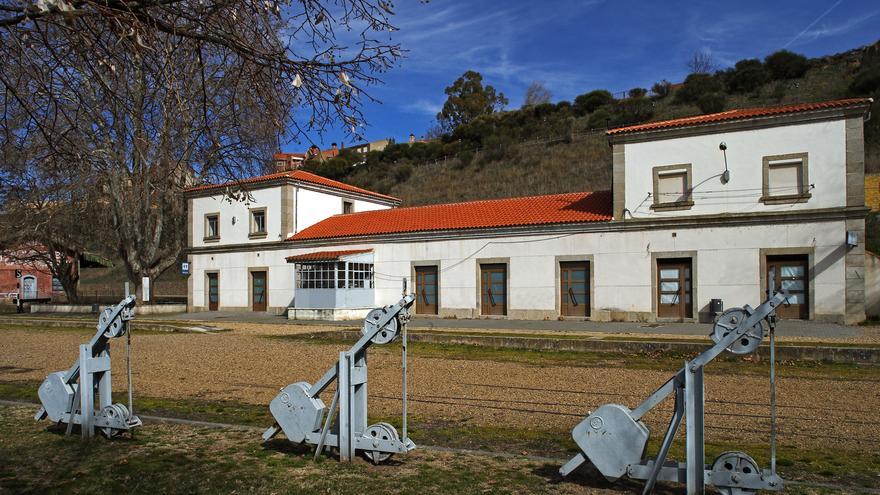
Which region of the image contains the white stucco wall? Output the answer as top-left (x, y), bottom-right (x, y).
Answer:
top-left (190, 250), bottom-right (294, 312)
top-left (295, 188), bottom-right (389, 233)
top-left (358, 219), bottom-right (849, 321)
top-left (624, 119), bottom-right (846, 218)
top-left (191, 187), bottom-right (283, 248)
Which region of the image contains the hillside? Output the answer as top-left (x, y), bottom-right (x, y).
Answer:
top-left (312, 40), bottom-right (880, 207)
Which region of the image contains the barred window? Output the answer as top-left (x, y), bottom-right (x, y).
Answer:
top-left (296, 262), bottom-right (336, 289)
top-left (296, 261), bottom-right (374, 289)
top-left (348, 262), bottom-right (374, 289)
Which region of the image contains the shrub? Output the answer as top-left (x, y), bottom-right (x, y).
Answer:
top-left (628, 87), bottom-right (648, 99)
top-left (726, 58), bottom-right (769, 93)
top-left (850, 66), bottom-right (880, 95)
top-left (574, 90), bottom-right (613, 116)
top-left (771, 81), bottom-right (787, 101)
top-left (555, 100), bottom-right (572, 111)
top-left (617, 97), bottom-right (654, 123)
top-left (587, 108), bottom-right (611, 128)
top-left (765, 50), bottom-right (810, 80)
top-left (651, 80), bottom-right (672, 99)
top-left (675, 73), bottom-right (723, 103)
top-left (697, 92), bottom-right (726, 114)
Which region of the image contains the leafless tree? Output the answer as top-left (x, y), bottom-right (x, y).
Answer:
top-left (522, 81), bottom-right (551, 107)
top-left (687, 50), bottom-right (715, 74)
top-left (0, 0), bottom-right (403, 300)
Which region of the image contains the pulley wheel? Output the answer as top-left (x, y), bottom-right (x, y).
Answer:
top-left (362, 308), bottom-right (399, 345)
top-left (100, 403), bottom-right (131, 437)
top-left (362, 422), bottom-right (399, 464)
top-left (711, 451), bottom-right (761, 495)
top-left (712, 308), bottom-right (764, 355)
top-left (100, 308), bottom-right (124, 338)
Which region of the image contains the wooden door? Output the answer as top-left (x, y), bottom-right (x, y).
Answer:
top-left (560, 261), bottom-right (590, 317)
top-left (657, 259), bottom-right (692, 319)
top-left (252, 271), bottom-right (267, 312)
top-left (207, 273), bottom-right (219, 311)
top-left (415, 266), bottom-right (439, 315)
top-left (766, 255), bottom-right (808, 319)
top-left (480, 264), bottom-right (507, 316)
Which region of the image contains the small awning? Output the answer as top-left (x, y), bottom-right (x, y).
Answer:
top-left (286, 249), bottom-right (372, 263)
top-left (79, 252), bottom-right (114, 268)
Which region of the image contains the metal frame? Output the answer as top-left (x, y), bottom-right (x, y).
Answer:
top-left (264, 289), bottom-right (416, 463)
top-left (562, 292), bottom-right (788, 495)
top-left (35, 296), bottom-right (142, 438)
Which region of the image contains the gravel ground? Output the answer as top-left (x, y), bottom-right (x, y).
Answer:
top-left (1, 324), bottom-right (878, 455)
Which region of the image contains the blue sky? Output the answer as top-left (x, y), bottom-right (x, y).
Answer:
top-left (284, 0), bottom-right (880, 152)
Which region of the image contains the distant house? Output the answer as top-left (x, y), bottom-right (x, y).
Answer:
top-left (273, 152), bottom-right (306, 172)
top-left (188, 98), bottom-right (873, 324)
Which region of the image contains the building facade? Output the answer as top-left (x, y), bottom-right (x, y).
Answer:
top-left (186, 98), bottom-right (873, 324)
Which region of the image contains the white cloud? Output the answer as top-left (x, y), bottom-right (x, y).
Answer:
top-left (404, 99), bottom-right (443, 116)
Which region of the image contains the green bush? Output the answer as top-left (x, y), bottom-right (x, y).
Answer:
top-left (616, 97), bottom-right (654, 124)
top-left (850, 66), bottom-right (880, 95)
top-left (628, 87), bottom-right (648, 99)
top-left (675, 73), bottom-right (723, 103)
top-left (771, 81), bottom-right (787, 101)
top-left (651, 80), bottom-right (672, 99)
top-left (697, 92), bottom-right (726, 114)
top-left (726, 58), bottom-right (769, 93)
top-left (574, 90), bottom-right (613, 116)
top-left (765, 50), bottom-right (810, 80)
top-left (555, 100), bottom-right (572, 111)
top-left (587, 108), bottom-right (611, 129)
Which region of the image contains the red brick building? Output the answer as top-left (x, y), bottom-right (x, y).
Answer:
top-left (0, 253), bottom-right (55, 302)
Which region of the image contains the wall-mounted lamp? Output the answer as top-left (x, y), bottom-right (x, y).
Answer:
top-left (846, 231), bottom-right (858, 248)
top-left (719, 142), bottom-right (730, 184)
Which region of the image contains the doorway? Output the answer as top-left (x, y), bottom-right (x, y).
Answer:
top-left (560, 261), bottom-right (590, 317)
top-left (20, 275), bottom-right (37, 300)
top-left (207, 273), bottom-right (219, 311)
top-left (480, 264), bottom-right (507, 316)
top-left (415, 266), bottom-right (439, 315)
top-left (657, 259), bottom-right (693, 320)
top-left (251, 271), bottom-right (267, 312)
top-left (766, 255), bottom-right (809, 319)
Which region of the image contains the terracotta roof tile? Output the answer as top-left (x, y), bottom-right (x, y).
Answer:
top-left (289, 191), bottom-right (612, 241)
top-left (185, 169), bottom-right (399, 203)
top-left (286, 249), bottom-right (372, 262)
top-left (607, 97), bottom-right (873, 136)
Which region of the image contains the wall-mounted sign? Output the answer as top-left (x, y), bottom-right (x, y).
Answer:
top-left (181, 262), bottom-right (190, 276)
top-left (142, 277), bottom-right (151, 302)
top-left (14, 269), bottom-right (21, 278)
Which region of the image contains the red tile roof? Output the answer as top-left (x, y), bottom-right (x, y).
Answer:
top-left (286, 249), bottom-right (372, 262)
top-left (289, 191), bottom-right (613, 241)
top-left (184, 169), bottom-right (399, 203)
top-left (607, 97), bottom-right (873, 136)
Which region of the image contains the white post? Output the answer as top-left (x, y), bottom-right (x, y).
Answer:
top-left (79, 344), bottom-right (94, 439)
top-left (338, 352), bottom-right (351, 462)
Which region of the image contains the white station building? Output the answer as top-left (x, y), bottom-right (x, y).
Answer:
top-left (186, 98), bottom-right (874, 324)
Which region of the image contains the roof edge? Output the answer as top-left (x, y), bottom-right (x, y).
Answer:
top-left (607, 97), bottom-right (873, 141)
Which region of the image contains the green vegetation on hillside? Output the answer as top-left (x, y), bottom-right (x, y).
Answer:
top-left (303, 42), bottom-right (880, 207)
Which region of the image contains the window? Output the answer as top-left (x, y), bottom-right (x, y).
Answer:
top-left (52, 278), bottom-right (64, 292)
top-left (205, 214), bottom-right (220, 240)
top-left (762, 153), bottom-right (810, 204)
top-left (652, 164), bottom-right (693, 210)
top-left (296, 262), bottom-right (336, 289)
top-left (295, 261), bottom-right (374, 289)
top-left (249, 208), bottom-right (267, 237)
top-left (343, 200), bottom-right (354, 214)
top-left (347, 262), bottom-right (374, 289)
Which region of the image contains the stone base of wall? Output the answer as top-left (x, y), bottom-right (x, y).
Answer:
top-left (30, 303), bottom-right (187, 315)
top-left (288, 307), bottom-right (372, 321)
